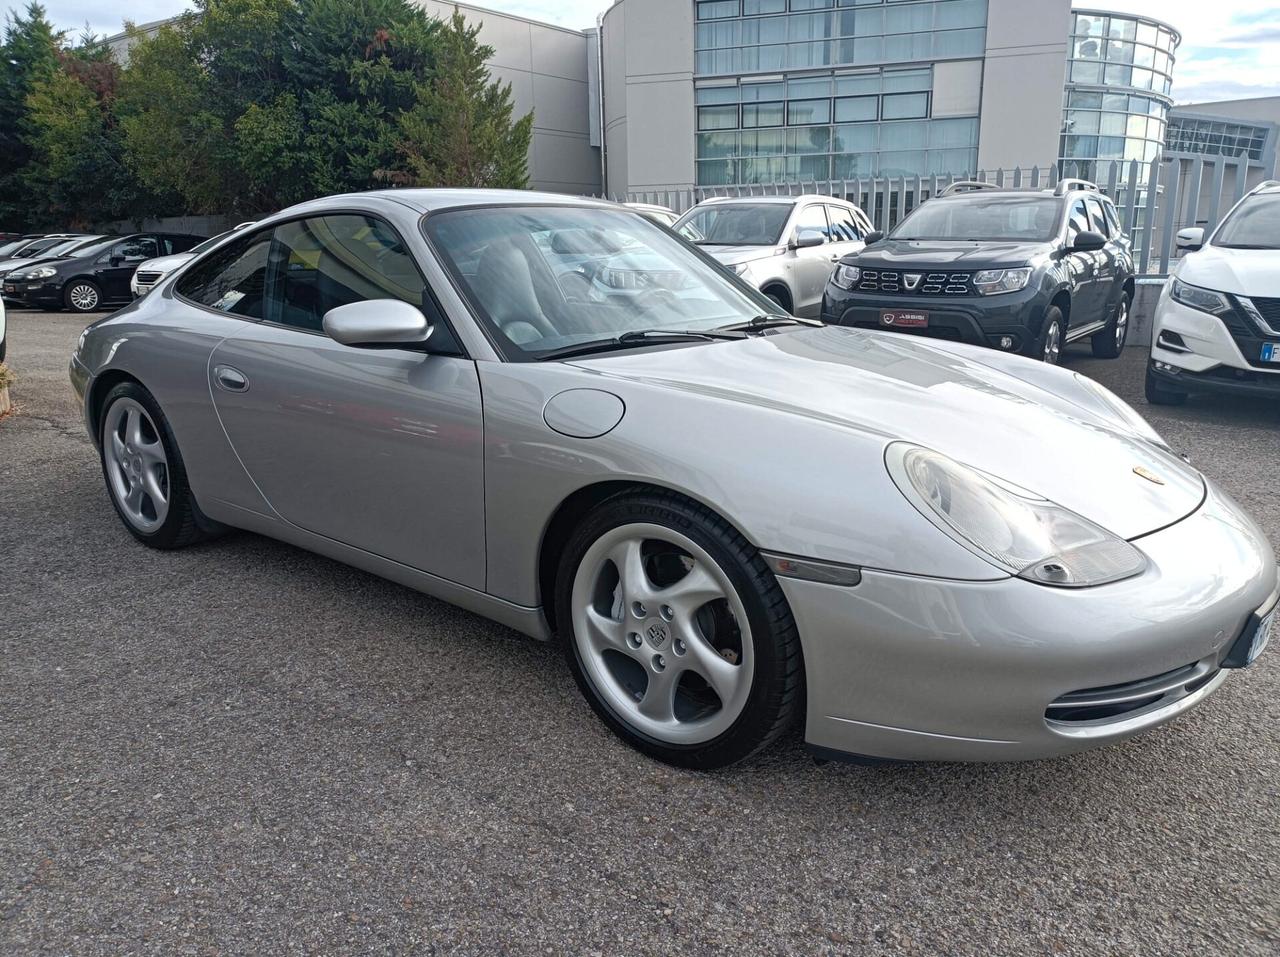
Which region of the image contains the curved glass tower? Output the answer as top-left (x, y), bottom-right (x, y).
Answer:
top-left (1060, 9), bottom-right (1180, 181)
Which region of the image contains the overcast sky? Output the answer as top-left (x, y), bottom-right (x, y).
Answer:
top-left (20, 0), bottom-right (1280, 104)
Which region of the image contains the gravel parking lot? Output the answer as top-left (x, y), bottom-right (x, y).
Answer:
top-left (2, 306), bottom-right (1278, 955)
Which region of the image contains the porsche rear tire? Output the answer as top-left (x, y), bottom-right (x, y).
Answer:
top-left (557, 489), bottom-right (804, 769)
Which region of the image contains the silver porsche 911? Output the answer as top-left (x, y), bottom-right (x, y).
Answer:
top-left (70, 190), bottom-right (1277, 768)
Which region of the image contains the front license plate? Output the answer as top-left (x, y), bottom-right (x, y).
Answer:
top-left (1247, 608), bottom-right (1275, 665)
top-left (880, 310), bottom-right (929, 329)
top-left (1262, 343), bottom-right (1280, 363)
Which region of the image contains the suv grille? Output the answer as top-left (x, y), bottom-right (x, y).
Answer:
top-left (1217, 296), bottom-right (1280, 369)
top-left (857, 270), bottom-right (973, 296)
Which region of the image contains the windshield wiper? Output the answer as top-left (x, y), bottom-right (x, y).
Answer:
top-left (532, 328), bottom-right (745, 361)
top-left (715, 314), bottom-right (822, 334)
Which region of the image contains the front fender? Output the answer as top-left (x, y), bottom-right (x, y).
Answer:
top-left (478, 361), bottom-right (1005, 609)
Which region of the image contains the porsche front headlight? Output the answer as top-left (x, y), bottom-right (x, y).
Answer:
top-left (886, 443), bottom-right (1147, 587)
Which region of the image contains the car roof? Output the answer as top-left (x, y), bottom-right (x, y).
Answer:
top-left (279, 189), bottom-right (621, 218)
top-left (696, 194), bottom-right (852, 207)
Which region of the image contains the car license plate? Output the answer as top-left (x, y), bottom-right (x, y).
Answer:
top-left (1262, 343), bottom-right (1280, 363)
top-left (1247, 608), bottom-right (1275, 665)
top-left (880, 310), bottom-right (928, 329)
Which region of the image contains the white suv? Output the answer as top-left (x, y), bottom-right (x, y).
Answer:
top-left (675, 195), bottom-right (872, 317)
top-left (1147, 180), bottom-right (1280, 405)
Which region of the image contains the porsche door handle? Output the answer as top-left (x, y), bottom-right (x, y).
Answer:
top-left (213, 365), bottom-right (249, 393)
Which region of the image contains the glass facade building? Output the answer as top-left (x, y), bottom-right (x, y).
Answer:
top-left (1060, 10), bottom-right (1179, 180)
top-left (1165, 116), bottom-right (1272, 162)
top-left (692, 0), bottom-right (988, 186)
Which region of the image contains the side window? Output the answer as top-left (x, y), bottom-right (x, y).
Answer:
top-left (826, 205), bottom-right (864, 242)
top-left (1084, 197), bottom-right (1110, 237)
top-left (174, 228), bottom-right (273, 318)
top-left (1067, 199), bottom-right (1091, 244)
top-left (1103, 201), bottom-right (1123, 237)
top-left (795, 204), bottom-right (830, 242)
top-left (266, 214), bottom-right (459, 352)
top-left (115, 237), bottom-right (159, 262)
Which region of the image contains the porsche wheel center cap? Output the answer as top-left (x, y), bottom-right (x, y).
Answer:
top-left (644, 620), bottom-right (669, 649)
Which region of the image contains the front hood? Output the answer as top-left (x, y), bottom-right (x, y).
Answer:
top-left (574, 327), bottom-right (1203, 540)
top-left (136, 252), bottom-right (194, 274)
top-left (697, 245), bottom-right (781, 267)
top-left (1176, 245), bottom-right (1280, 298)
top-left (850, 239), bottom-right (1050, 268)
top-left (0, 255), bottom-right (51, 276)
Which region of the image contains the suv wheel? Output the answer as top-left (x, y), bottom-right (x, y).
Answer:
top-left (1035, 307), bottom-right (1064, 364)
top-left (1091, 292), bottom-right (1131, 358)
top-left (1145, 368), bottom-right (1187, 406)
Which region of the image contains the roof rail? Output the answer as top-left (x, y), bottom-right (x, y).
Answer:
top-left (1054, 178), bottom-right (1100, 197)
top-left (1248, 179), bottom-right (1280, 194)
top-left (939, 180), bottom-right (1001, 197)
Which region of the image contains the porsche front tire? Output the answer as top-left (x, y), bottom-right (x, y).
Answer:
top-left (556, 490), bottom-right (804, 769)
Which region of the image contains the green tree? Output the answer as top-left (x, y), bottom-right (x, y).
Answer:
top-left (24, 42), bottom-right (169, 226)
top-left (0, 2), bottom-right (62, 229)
top-left (398, 9), bottom-right (532, 189)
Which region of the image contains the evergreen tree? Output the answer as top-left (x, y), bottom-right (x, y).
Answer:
top-left (0, 2), bottom-right (62, 229)
top-left (398, 9), bottom-right (532, 189)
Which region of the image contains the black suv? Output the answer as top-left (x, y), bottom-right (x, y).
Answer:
top-left (3, 232), bottom-right (206, 313)
top-left (821, 180), bottom-right (1135, 363)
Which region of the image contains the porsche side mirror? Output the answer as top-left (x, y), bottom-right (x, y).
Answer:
top-left (792, 228), bottom-right (826, 249)
top-left (323, 299), bottom-right (434, 349)
top-left (1072, 231), bottom-right (1107, 252)
top-left (1176, 227), bottom-right (1205, 252)
top-left (864, 230), bottom-right (885, 245)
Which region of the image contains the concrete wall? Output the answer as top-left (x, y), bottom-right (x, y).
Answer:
top-left (418, 1), bottom-right (601, 196)
top-left (600, 0), bottom-right (697, 196)
top-left (976, 0), bottom-right (1071, 170)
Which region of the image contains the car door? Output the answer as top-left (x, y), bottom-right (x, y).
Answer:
top-left (206, 212), bottom-right (487, 588)
top-left (97, 236), bottom-right (159, 301)
top-left (1064, 198), bottom-right (1102, 323)
top-left (788, 203), bottom-right (835, 317)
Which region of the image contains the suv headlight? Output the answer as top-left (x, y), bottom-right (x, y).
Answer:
top-left (973, 267), bottom-right (1032, 295)
top-left (731, 262), bottom-right (751, 277)
top-left (831, 264), bottom-right (861, 289)
top-left (1170, 278), bottom-right (1231, 316)
top-left (886, 443), bottom-right (1147, 588)
top-left (29, 266), bottom-right (56, 279)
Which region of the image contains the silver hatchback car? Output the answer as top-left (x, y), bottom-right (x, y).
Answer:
top-left (70, 190), bottom-right (1276, 769)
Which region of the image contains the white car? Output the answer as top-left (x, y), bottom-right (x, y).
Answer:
top-left (0, 291), bottom-right (6, 362)
top-left (131, 222), bottom-right (256, 298)
top-left (1148, 180), bottom-right (1280, 405)
top-left (675, 195), bottom-right (873, 317)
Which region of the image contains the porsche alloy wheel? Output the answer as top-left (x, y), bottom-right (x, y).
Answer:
top-left (559, 492), bottom-right (803, 769)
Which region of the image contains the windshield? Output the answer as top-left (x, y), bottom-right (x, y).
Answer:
top-left (892, 196), bottom-right (1061, 242)
top-left (64, 236), bottom-right (122, 260)
top-left (1213, 193), bottom-right (1280, 250)
top-left (426, 205), bottom-right (779, 360)
top-left (675, 203), bottom-right (793, 246)
top-left (47, 236), bottom-right (103, 257)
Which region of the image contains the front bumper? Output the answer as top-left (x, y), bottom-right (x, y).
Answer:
top-left (821, 281), bottom-right (1048, 352)
top-left (5, 280), bottom-right (62, 309)
top-left (1150, 293), bottom-right (1280, 397)
top-left (786, 479), bottom-right (1277, 762)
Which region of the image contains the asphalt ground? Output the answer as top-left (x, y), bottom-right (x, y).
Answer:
top-left (2, 305), bottom-right (1278, 955)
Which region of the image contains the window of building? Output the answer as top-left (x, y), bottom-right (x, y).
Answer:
top-left (834, 95), bottom-right (877, 122)
top-left (881, 92), bottom-right (928, 120)
top-left (698, 105), bottom-right (740, 130)
top-left (742, 101), bottom-right (786, 126)
top-left (697, 1), bottom-right (741, 20)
